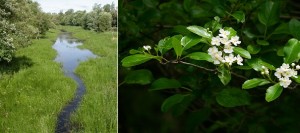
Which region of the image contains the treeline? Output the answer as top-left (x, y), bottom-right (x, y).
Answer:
top-left (52, 3), bottom-right (117, 32)
top-left (0, 0), bottom-right (52, 62)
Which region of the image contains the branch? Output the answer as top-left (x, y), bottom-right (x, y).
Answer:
top-left (178, 61), bottom-right (216, 72)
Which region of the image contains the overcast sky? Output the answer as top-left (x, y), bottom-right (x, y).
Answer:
top-left (32, 0), bottom-right (117, 13)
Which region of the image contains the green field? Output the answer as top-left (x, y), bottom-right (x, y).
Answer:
top-left (0, 26), bottom-right (117, 132)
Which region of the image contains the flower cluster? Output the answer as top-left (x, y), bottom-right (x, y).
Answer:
top-left (208, 28), bottom-right (243, 66)
top-left (274, 63), bottom-right (300, 88)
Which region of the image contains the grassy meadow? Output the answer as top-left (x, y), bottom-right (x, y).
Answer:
top-left (0, 29), bottom-right (77, 132)
top-left (59, 26), bottom-right (117, 132)
top-left (0, 26), bottom-right (117, 132)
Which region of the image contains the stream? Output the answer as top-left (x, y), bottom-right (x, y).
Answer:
top-left (52, 32), bottom-right (97, 132)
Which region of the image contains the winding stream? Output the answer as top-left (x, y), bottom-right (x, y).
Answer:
top-left (53, 32), bottom-right (97, 132)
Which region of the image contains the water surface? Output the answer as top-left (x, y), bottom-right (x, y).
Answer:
top-left (53, 32), bottom-right (96, 133)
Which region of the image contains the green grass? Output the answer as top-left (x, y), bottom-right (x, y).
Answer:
top-left (0, 29), bottom-right (77, 132)
top-left (60, 26), bottom-right (117, 132)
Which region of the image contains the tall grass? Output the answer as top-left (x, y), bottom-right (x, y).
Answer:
top-left (0, 29), bottom-right (77, 132)
top-left (60, 26), bottom-right (117, 132)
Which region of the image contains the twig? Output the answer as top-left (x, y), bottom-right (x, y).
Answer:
top-left (178, 61), bottom-right (216, 72)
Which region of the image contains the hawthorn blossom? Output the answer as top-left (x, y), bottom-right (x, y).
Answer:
top-left (236, 55), bottom-right (243, 66)
top-left (223, 45), bottom-right (233, 54)
top-left (279, 77), bottom-right (292, 88)
top-left (211, 36), bottom-right (221, 46)
top-left (274, 63), bottom-right (298, 88)
top-left (230, 36), bottom-right (241, 46)
top-left (219, 29), bottom-right (230, 38)
top-left (224, 54), bottom-right (236, 66)
top-left (143, 45), bottom-right (151, 51)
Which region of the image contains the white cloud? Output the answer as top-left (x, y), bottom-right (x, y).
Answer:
top-left (32, 0), bottom-right (118, 13)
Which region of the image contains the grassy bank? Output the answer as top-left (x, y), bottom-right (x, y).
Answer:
top-left (60, 26), bottom-right (117, 132)
top-left (0, 29), bottom-right (77, 132)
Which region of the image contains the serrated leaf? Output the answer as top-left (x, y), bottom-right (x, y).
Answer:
top-left (124, 69), bottom-right (153, 85)
top-left (172, 35), bottom-right (183, 57)
top-left (122, 54), bottom-right (157, 67)
top-left (258, 1), bottom-right (280, 27)
top-left (161, 94), bottom-right (185, 112)
top-left (217, 65), bottom-right (231, 85)
top-left (185, 52), bottom-right (213, 62)
top-left (216, 88), bottom-right (250, 107)
top-left (265, 83), bottom-right (283, 102)
top-left (247, 58), bottom-right (276, 71)
top-left (157, 37), bottom-right (172, 55)
top-left (289, 18), bottom-right (300, 40)
top-left (150, 78), bottom-right (181, 91)
top-left (283, 38), bottom-right (300, 64)
top-left (187, 26), bottom-right (212, 39)
top-left (231, 11), bottom-right (245, 23)
top-left (242, 78), bottom-right (271, 89)
top-left (233, 47), bottom-right (251, 59)
top-left (181, 35), bottom-right (201, 50)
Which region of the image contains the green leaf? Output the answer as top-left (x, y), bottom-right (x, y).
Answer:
top-left (129, 49), bottom-right (143, 54)
top-left (233, 47), bottom-right (251, 59)
top-left (231, 11), bottom-right (245, 23)
top-left (217, 65), bottom-right (231, 85)
top-left (247, 58), bottom-right (276, 71)
top-left (273, 23), bottom-right (290, 35)
top-left (124, 69), bottom-right (153, 85)
top-left (256, 40), bottom-right (269, 46)
top-left (265, 83), bottom-right (283, 102)
top-left (289, 18), bottom-right (300, 40)
top-left (183, 0), bottom-right (195, 11)
top-left (185, 52), bottom-right (213, 62)
top-left (247, 44), bottom-right (261, 54)
top-left (224, 27), bottom-right (237, 38)
top-left (242, 78), bottom-right (271, 89)
top-left (187, 26), bottom-right (212, 39)
top-left (157, 37), bottom-right (172, 55)
top-left (258, 1), bottom-right (280, 27)
top-left (181, 35), bottom-right (201, 50)
top-left (150, 78), bottom-right (181, 91)
top-left (161, 94), bottom-right (185, 112)
top-left (172, 35), bottom-right (183, 57)
top-left (283, 38), bottom-right (300, 64)
top-left (216, 88), bottom-right (250, 107)
top-left (292, 76), bottom-right (300, 83)
top-left (122, 54), bottom-right (157, 67)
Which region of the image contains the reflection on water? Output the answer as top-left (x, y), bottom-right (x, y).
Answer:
top-left (53, 32), bottom-right (96, 133)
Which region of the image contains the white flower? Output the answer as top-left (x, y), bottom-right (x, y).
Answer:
top-left (236, 54), bottom-right (243, 66)
top-left (261, 66), bottom-right (269, 75)
top-left (220, 37), bottom-right (231, 45)
top-left (208, 46), bottom-right (219, 55)
top-left (223, 45), bottom-right (233, 53)
top-left (275, 68), bottom-right (284, 78)
top-left (230, 36), bottom-right (241, 46)
top-left (219, 29), bottom-right (230, 38)
top-left (224, 54), bottom-right (236, 66)
top-left (211, 36), bottom-right (221, 46)
top-left (279, 77), bottom-right (292, 88)
top-left (296, 65), bottom-right (300, 70)
top-left (143, 45), bottom-right (151, 51)
top-left (212, 51), bottom-right (223, 65)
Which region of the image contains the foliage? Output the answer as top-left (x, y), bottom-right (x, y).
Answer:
top-left (119, 0), bottom-right (300, 132)
top-left (53, 3), bottom-right (117, 32)
top-left (0, 0), bottom-right (51, 62)
top-left (0, 29), bottom-right (76, 132)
